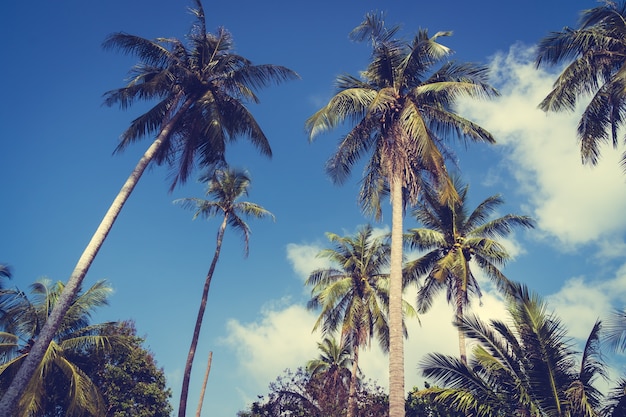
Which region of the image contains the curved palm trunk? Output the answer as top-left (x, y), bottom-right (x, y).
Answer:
top-left (389, 176), bottom-right (405, 417)
top-left (178, 215), bottom-right (228, 417)
top-left (0, 98), bottom-right (191, 416)
top-left (195, 351), bottom-right (213, 417)
top-left (347, 344), bottom-right (359, 417)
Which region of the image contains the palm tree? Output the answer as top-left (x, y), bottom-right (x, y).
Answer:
top-left (535, 1), bottom-right (626, 168)
top-left (306, 336), bottom-right (353, 401)
top-left (306, 224), bottom-right (413, 417)
top-left (605, 308), bottom-right (626, 354)
top-left (404, 177), bottom-right (535, 364)
top-left (0, 278), bottom-right (125, 416)
top-left (305, 13), bottom-right (498, 417)
top-left (174, 167), bottom-right (274, 417)
top-left (418, 281), bottom-right (607, 417)
top-left (0, 1), bottom-right (297, 413)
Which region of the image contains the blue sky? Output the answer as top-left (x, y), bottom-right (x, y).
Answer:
top-left (2, 1), bottom-right (626, 416)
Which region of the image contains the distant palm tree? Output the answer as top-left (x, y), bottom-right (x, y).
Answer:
top-left (174, 167), bottom-right (274, 417)
top-left (535, 1), bottom-right (626, 168)
top-left (418, 281), bottom-right (606, 417)
top-left (0, 1), bottom-right (297, 414)
top-left (305, 13), bottom-right (497, 417)
top-left (306, 336), bottom-right (353, 397)
top-left (404, 177), bottom-right (534, 364)
top-left (0, 279), bottom-right (125, 416)
top-left (306, 224), bottom-right (415, 417)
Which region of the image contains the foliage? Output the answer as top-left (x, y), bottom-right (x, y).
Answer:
top-left (75, 320), bottom-right (173, 417)
top-left (237, 367), bottom-right (388, 417)
top-left (417, 281), bottom-right (623, 417)
top-left (535, 0), bottom-right (626, 169)
top-left (0, 279), bottom-right (125, 416)
top-left (406, 384), bottom-right (464, 417)
top-left (404, 176), bottom-right (534, 362)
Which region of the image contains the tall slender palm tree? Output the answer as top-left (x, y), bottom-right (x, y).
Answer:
top-left (0, 278), bottom-right (125, 416)
top-left (306, 336), bottom-right (353, 399)
top-left (404, 177), bottom-right (534, 364)
top-left (174, 167), bottom-right (274, 417)
top-left (418, 281), bottom-right (607, 417)
top-left (306, 224), bottom-right (414, 417)
top-left (305, 13), bottom-right (498, 417)
top-left (0, 1), bottom-right (297, 414)
top-left (535, 1), bottom-right (626, 168)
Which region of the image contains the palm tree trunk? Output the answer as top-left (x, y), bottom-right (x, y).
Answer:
top-left (347, 344), bottom-right (359, 417)
top-left (0, 97), bottom-right (191, 416)
top-left (389, 176), bottom-right (405, 417)
top-left (195, 351), bottom-right (213, 417)
top-left (178, 216), bottom-right (228, 417)
top-left (456, 305), bottom-right (467, 365)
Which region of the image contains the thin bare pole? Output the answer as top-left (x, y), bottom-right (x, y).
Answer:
top-left (195, 351), bottom-right (213, 417)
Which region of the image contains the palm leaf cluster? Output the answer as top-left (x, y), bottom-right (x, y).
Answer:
top-left (536, 1), bottom-right (626, 168)
top-left (103, 0), bottom-right (299, 190)
top-left (0, 279), bottom-right (125, 416)
top-left (418, 281), bottom-right (614, 417)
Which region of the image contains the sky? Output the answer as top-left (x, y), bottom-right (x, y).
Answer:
top-left (2, 0), bottom-right (626, 416)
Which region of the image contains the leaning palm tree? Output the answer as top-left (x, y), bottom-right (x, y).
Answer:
top-left (404, 176), bottom-right (534, 364)
top-left (535, 1), bottom-right (626, 169)
top-left (174, 167), bottom-right (274, 417)
top-left (418, 281), bottom-right (607, 417)
top-left (305, 13), bottom-right (498, 417)
top-left (0, 1), bottom-right (297, 414)
top-left (0, 278), bottom-right (126, 416)
top-left (306, 224), bottom-right (414, 417)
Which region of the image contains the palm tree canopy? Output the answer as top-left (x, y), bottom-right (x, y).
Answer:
top-left (535, 1), bottom-right (626, 168)
top-left (306, 224), bottom-right (416, 351)
top-left (103, 0), bottom-right (299, 190)
top-left (418, 281), bottom-right (608, 417)
top-left (174, 167), bottom-right (274, 256)
top-left (405, 177), bottom-right (535, 314)
top-left (305, 12), bottom-right (498, 216)
top-left (0, 279), bottom-right (127, 416)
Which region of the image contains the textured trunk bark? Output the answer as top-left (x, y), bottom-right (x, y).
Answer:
top-left (0, 97), bottom-right (191, 416)
top-left (388, 176), bottom-right (405, 417)
top-left (195, 351), bottom-right (213, 417)
top-left (179, 216), bottom-right (228, 417)
top-left (347, 344), bottom-right (359, 417)
top-left (456, 305), bottom-right (467, 365)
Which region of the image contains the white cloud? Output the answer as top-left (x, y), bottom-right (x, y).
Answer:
top-left (457, 44), bottom-right (626, 251)
top-left (286, 242), bottom-right (328, 281)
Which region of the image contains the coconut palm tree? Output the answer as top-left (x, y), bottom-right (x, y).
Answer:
top-left (404, 177), bottom-right (535, 364)
top-left (0, 2), bottom-right (297, 414)
top-left (174, 167), bottom-right (274, 417)
top-left (306, 224), bottom-right (415, 417)
top-left (418, 281), bottom-right (607, 417)
top-left (535, 1), bottom-right (626, 168)
top-left (305, 13), bottom-right (498, 416)
top-left (306, 336), bottom-right (353, 401)
top-left (0, 278), bottom-right (125, 416)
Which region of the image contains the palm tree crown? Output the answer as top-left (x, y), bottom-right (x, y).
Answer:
top-left (0, 279), bottom-right (125, 416)
top-left (535, 1), bottom-right (626, 168)
top-left (404, 177), bottom-right (535, 363)
top-left (305, 13), bottom-right (498, 417)
top-left (103, 0), bottom-right (299, 189)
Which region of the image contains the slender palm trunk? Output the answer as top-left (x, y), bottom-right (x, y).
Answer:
top-left (347, 344), bottom-right (359, 417)
top-left (195, 351), bottom-right (213, 417)
top-left (389, 176), bottom-right (405, 417)
top-left (178, 216), bottom-right (228, 417)
top-left (0, 96), bottom-right (191, 416)
top-left (456, 305), bottom-right (467, 365)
